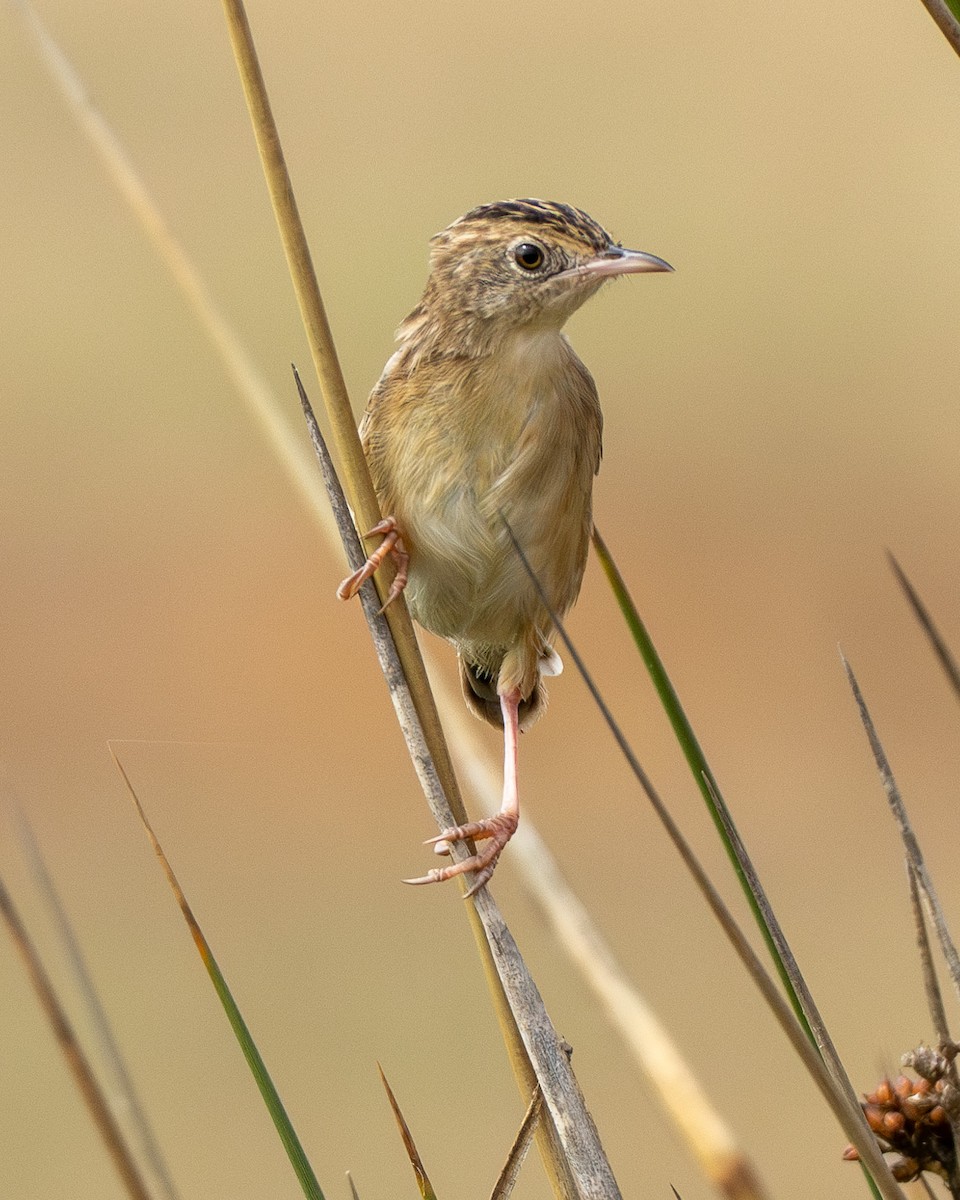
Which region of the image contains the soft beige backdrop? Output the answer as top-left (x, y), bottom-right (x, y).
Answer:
top-left (1, 2), bottom-right (959, 1197)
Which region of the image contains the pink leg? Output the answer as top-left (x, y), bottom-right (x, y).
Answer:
top-left (404, 688), bottom-right (522, 898)
top-left (337, 516), bottom-right (409, 611)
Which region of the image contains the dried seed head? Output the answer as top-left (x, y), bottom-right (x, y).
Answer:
top-left (844, 1069), bottom-right (957, 1185)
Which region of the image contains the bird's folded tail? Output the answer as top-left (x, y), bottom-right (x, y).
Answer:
top-left (458, 651), bottom-right (558, 732)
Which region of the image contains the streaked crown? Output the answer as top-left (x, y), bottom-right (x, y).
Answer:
top-left (395, 198), bottom-right (669, 362)
top-left (440, 199), bottom-right (614, 258)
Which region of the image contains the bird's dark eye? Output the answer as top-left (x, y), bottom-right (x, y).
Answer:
top-left (514, 242), bottom-right (545, 270)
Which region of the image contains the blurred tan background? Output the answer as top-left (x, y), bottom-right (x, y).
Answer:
top-left (1, 1), bottom-right (959, 1197)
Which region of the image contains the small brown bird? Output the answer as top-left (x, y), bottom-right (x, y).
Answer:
top-left (340, 199), bottom-right (672, 894)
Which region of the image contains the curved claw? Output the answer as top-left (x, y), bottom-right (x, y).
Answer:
top-left (403, 858), bottom-right (497, 898)
top-left (336, 516), bottom-right (409, 608)
top-left (404, 812), bottom-right (519, 897)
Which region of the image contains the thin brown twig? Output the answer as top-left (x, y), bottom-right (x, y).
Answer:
top-left (0, 874), bottom-right (153, 1200)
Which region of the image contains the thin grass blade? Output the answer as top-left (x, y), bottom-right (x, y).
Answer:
top-left (904, 864), bottom-right (960, 1168)
top-left (109, 749), bottom-right (325, 1200)
top-left (0, 872), bottom-right (153, 1200)
top-left (590, 528), bottom-right (813, 1033)
top-left (841, 654), bottom-right (960, 998)
top-left (887, 553), bottom-right (960, 704)
top-left (13, 804), bottom-right (182, 1200)
top-left (377, 1066), bottom-right (438, 1200)
top-left (490, 1087), bottom-right (543, 1200)
top-left (506, 523), bottom-right (905, 1198)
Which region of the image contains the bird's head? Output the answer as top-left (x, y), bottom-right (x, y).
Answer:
top-left (400, 199), bottom-right (672, 357)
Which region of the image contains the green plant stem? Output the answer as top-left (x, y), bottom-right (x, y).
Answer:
top-left (591, 528), bottom-right (812, 1036)
top-left (112, 752), bottom-right (324, 1200)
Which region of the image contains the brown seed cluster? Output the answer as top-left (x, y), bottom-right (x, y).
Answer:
top-left (842, 1074), bottom-right (956, 1183)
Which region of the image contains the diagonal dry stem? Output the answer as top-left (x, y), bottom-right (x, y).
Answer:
top-left (888, 553), bottom-right (960, 704)
top-left (842, 653), bottom-right (960, 999)
top-left (13, 805), bottom-right (181, 1200)
top-left (0, 873), bottom-right (153, 1200)
top-left (297, 376), bottom-right (619, 1199)
top-left (217, 3), bottom-right (589, 1193)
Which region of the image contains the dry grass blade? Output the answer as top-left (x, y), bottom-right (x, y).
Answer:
top-left (0, 873), bottom-right (153, 1200)
top-left (905, 864), bottom-right (960, 1170)
top-left (503, 522), bottom-right (907, 1198)
top-left (887, 553), bottom-right (960, 704)
top-left (297, 373), bottom-right (621, 1200)
top-left (216, 4), bottom-right (578, 1189)
top-left (13, 805), bottom-right (181, 1200)
top-left (109, 750), bottom-right (325, 1200)
top-left (842, 653), bottom-right (960, 998)
top-left (491, 1087), bottom-right (544, 1200)
top-left (377, 1065), bottom-right (438, 1200)
top-left (907, 865), bottom-right (953, 1050)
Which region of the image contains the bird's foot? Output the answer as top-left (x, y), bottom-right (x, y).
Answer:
top-left (336, 516), bottom-right (409, 611)
top-left (403, 811), bottom-right (519, 898)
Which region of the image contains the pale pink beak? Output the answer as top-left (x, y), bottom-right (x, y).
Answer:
top-left (557, 246), bottom-right (674, 281)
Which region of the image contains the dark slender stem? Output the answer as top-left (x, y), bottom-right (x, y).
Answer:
top-left (888, 553), bottom-right (960, 704)
top-left (843, 653), bottom-right (960, 1000)
top-left (916, 0), bottom-right (960, 57)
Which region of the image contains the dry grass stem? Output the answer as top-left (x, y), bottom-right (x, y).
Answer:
top-left (510, 816), bottom-right (767, 1200)
top-left (491, 1087), bottom-right (545, 1200)
top-left (842, 654), bottom-right (960, 998)
top-left (0, 873), bottom-right (153, 1200)
top-left (13, 806), bottom-right (181, 1200)
top-left (888, 554), bottom-right (960, 704)
top-left (213, 7), bottom-right (585, 1188)
top-left (908, 866), bottom-right (953, 1053)
top-left (377, 1065), bottom-right (437, 1200)
top-left (906, 865), bottom-right (960, 1168)
top-left (298, 380), bottom-right (620, 1198)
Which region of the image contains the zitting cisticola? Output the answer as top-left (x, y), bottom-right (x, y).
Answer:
top-left (339, 199), bottom-right (672, 894)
